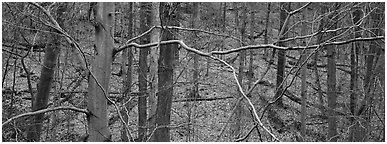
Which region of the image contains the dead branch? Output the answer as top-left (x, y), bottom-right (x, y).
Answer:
top-left (2, 106), bottom-right (88, 126)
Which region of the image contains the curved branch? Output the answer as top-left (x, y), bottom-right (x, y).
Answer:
top-left (116, 36), bottom-right (384, 59)
top-left (2, 106), bottom-right (88, 126)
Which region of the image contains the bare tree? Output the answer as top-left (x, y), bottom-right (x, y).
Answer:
top-left (27, 3), bottom-right (67, 142)
top-left (148, 2), bottom-right (161, 141)
top-left (152, 2), bottom-right (179, 142)
top-left (275, 2), bottom-right (291, 107)
top-left (121, 2), bottom-right (134, 142)
top-left (87, 2), bottom-right (114, 142)
top-left (138, 2), bottom-right (151, 141)
top-left (324, 3), bottom-right (339, 142)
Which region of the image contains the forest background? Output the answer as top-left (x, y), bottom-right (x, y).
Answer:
top-left (1, 2), bottom-right (385, 142)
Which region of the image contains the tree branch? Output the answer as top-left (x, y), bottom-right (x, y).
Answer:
top-left (2, 106), bottom-right (88, 126)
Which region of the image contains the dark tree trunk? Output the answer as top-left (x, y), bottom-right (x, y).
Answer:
top-left (152, 2), bottom-right (178, 142)
top-left (275, 2), bottom-right (290, 107)
top-left (148, 2), bottom-right (161, 142)
top-left (138, 2), bottom-right (151, 141)
top-left (325, 3), bottom-right (338, 142)
top-left (121, 2), bottom-right (133, 142)
top-left (300, 4), bottom-right (308, 140)
top-left (27, 3), bottom-right (67, 142)
top-left (264, 3), bottom-right (271, 45)
top-left (348, 3), bottom-right (362, 142)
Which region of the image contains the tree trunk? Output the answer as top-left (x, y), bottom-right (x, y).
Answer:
top-left (275, 2), bottom-right (290, 107)
top-left (348, 3), bottom-right (362, 141)
top-left (325, 3), bottom-right (338, 142)
top-left (121, 2), bottom-right (133, 142)
top-left (192, 2), bottom-right (200, 100)
top-left (231, 2), bottom-right (242, 140)
top-left (138, 2), bottom-right (151, 141)
top-left (148, 2), bottom-right (160, 141)
top-left (185, 2), bottom-right (200, 141)
top-left (27, 3), bottom-right (66, 142)
top-left (315, 3), bottom-right (325, 124)
top-left (87, 2), bottom-right (114, 142)
top-left (220, 2), bottom-right (227, 60)
top-left (152, 2), bottom-right (178, 142)
top-left (300, 5), bottom-right (308, 141)
top-left (248, 3), bottom-right (255, 89)
top-left (264, 3), bottom-right (271, 54)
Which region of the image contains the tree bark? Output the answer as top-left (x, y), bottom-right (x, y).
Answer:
top-left (138, 2), bottom-right (151, 141)
top-left (325, 3), bottom-right (338, 142)
top-left (275, 2), bottom-right (290, 107)
top-left (192, 2), bottom-right (200, 100)
top-left (87, 2), bottom-right (114, 142)
top-left (148, 2), bottom-right (160, 141)
top-left (248, 3), bottom-right (255, 89)
top-left (230, 2), bottom-right (243, 140)
top-left (186, 2), bottom-right (200, 141)
top-left (152, 2), bottom-right (178, 142)
top-left (27, 3), bottom-right (66, 142)
top-left (264, 3), bottom-right (271, 54)
top-left (315, 3), bottom-right (325, 125)
top-left (121, 2), bottom-right (133, 142)
top-left (300, 4), bottom-right (308, 141)
top-left (348, 3), bottom-right (362, 141)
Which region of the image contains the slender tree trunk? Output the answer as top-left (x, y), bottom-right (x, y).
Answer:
top-left (231, 2), bottom-right (242, 140)
top-left (87, 2), bottom-right (114, 142)
top-left (121, 2), bottom-right (133, 142)
top-left (192, 3), bottom-right (200, 100)
top-left (300, 5), bottom-right (308, 141)
top-left (248, 3), bottom-right (255, 89)
top-left (27, 3), bottom-right (66, 142)
top-left (315, 3), bottom-right (325, 122)
top-left (264, 3), bottom-right (271, 54)
top-left (185, 2), bottom-right (200, 141)
top-left (275, 2), bottom-right (290, 107)
top-left (152, 2), bottom-right (178, 142)
top-left (325, 3), bottom-right (338, 142)
top-left (138, 2), bottom-right (151, 141)
top-left (348, 3), bottom-right (362, 141)
top-left (220, 2), bottom-right (227, 60)
top-left (148, 2), bottom-right (160, 141)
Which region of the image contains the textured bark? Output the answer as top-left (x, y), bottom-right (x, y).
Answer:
top-left (152, 2), bottom-right (178, 142)
top-left (27, 3), bottom-right (66, 142)
top-left (148, 2), bottom-right (160, 140)
top-left (87, 2), bottom-right (114, 142)
top-left (121, 2), bottom-right (133, 142)
top-left (138, 2), bottom-right (151, 141)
